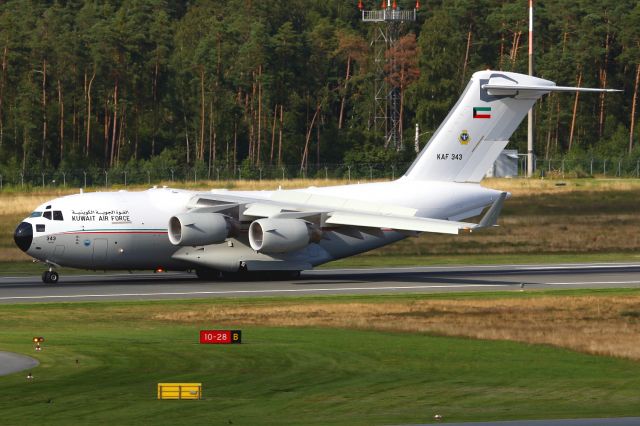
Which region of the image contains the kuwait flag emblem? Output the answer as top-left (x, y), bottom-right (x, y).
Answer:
top-left (473, 106), bottom-right (491, 119)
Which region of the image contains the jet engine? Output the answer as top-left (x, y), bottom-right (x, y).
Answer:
top-left (168, 213), bottom-right (238, 246)
top-left (249, 218), bottom-right (321, 254)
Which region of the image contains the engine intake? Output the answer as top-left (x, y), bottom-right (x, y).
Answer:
top-left (168, 213), bottom-right (238, 246)
top-left (249, 218), bottom-right (321, 254)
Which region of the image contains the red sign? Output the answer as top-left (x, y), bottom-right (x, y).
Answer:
top-left (199, 330), bottom-right (242, 344)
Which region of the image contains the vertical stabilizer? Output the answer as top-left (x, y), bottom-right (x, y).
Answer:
top-left (404, 71), bottom-right (559, 182)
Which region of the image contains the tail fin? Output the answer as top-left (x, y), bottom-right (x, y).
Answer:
top-left (404, 70), bottom-right (620, 182)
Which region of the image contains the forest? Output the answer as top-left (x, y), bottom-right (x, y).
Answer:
top-left (0, 0), bottom-right (638, 182)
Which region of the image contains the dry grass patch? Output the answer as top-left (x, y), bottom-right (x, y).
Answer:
top-left (171, 178), bottom-right (354, 191)
top-left (387, 213), bottom-right (640, 255)
top-left (0, 247), bottom-right (31, 261)
top-left (154, 295), bottom-right (640, 360)
top-left (0, 179), bottom-right (351, 216)
top-left (484, 178), bottom-right (640, 196)
top-left (0, 191), bottom-right (78, 216)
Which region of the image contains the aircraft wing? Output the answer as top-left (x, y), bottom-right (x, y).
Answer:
top-left (189, 191), bottom-right (507, 235)
top-left (326, 192), bottom-right (506, 234)
top-left (325, 211), bottom-right (471, 234)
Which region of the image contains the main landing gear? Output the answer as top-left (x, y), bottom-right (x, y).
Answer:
top-left (195, 267), bottom-right (301, 281)
top-left (42, 267), bottom-right (59, 284)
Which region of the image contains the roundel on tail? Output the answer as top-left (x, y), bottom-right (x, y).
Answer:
top-left (458, 130), bottom-right (470, 145)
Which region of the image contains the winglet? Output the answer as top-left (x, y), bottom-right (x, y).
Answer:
top-left (476, 192), bottom-right (507, 229)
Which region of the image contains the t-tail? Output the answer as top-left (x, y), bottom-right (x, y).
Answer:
top-left (403, 70), bottom-right (620, 183)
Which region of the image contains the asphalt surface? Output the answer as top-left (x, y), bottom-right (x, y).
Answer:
top-left (0, 351), bottom-right (39, 376)
top-left (413, 418), bottom-right (640, 426)
top-left (1, 262), bottom-right (640, 304)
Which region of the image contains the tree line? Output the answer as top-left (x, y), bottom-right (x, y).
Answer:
top-left (0, 0), bottom-right (638, 178)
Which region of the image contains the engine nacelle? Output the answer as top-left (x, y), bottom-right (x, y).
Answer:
top-left (249, 218), bottom-right (321, 254)
top-left (168, 213), bottom-right (237, 246)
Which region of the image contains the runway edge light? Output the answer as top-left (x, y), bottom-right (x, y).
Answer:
top-left (33, 336), bottom-right (44, 351)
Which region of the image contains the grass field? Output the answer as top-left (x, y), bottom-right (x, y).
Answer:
top-left (2, 290), bottom-right (640, 425)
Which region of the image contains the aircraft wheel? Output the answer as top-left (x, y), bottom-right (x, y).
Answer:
top-left (195, 268), bottom-right (222, 281)
top-left (288, 271), bottom-right (301, 279)
top-left (220, 271), bottom-right (246, 281)
top-left (42, 271), bottom-right (59, 284)
top-left (267, 271), bottom-right (301, 281)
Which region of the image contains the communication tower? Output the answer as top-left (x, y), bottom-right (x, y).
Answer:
top-left (359, 0), bottom-right (419, 150)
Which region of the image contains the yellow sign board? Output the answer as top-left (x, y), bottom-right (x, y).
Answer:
top-left (157, 383), bottom-right (202, 400)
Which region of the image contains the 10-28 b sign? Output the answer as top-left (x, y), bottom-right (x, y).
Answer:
top-left (200, 330), bottom-right (242, 344)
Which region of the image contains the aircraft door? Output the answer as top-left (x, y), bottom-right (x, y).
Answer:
top-left (92, 238), bottom-right (108, 264)
top-left (53, 245), bottom-right (65, 258)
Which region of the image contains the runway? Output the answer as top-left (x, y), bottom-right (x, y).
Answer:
top-left (1, 262), bottom-right (640, 304)
top-left (415, 417), bottom-right (640, 426)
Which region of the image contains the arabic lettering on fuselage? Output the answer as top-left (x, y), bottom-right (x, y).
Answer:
top-left (71, 209), bottom-right (131, 223)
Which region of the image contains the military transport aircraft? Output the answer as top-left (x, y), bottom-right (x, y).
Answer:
top-left (14, 70), bottom-right (618, 283)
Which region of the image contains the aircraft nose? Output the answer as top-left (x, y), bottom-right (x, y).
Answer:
top-left (14, 222), bottom-right (33, 252)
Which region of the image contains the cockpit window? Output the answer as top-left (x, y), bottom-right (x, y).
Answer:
top-left (43, 211), bottom-right (52, 220)
top-left (29, 211), bottom-right (42, 218)
top-left (53, 211), bottom-right (64, 221)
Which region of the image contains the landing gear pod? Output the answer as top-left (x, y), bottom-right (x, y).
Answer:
top-left (168, 213), bottom-right (238, 246)
top-left (248, 218), bottom-right (321, 254)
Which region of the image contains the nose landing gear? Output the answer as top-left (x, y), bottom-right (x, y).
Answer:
top-left (42, 267), bottom-right (59, 284)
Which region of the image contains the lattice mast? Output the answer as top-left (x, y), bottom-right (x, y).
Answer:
top-left (359, 0), bottom-right (419, 150)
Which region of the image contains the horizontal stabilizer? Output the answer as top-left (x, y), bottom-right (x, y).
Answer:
top-left (482, 83), bottom-right (622, 94)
